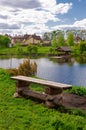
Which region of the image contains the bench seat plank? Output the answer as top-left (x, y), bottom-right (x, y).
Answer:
top-left (11, 76), bottom-right (72, 89)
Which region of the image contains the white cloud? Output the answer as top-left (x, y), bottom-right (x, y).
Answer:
top-left (51, 18), bottom-right (86, 30)
top-left (39, 0), bottom-right (72, 14)
top-left (39, 0), bottom-right (56, 10)
top-left (74, 19), bottom-right (86, 27)
top-left (0, 0), bottom-right (41, 9)
top-left (0, 0), bottom-right (73, 35)
top-left (51, 3), bottom-right (72, 14)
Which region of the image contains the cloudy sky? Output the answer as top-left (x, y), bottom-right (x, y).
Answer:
top-left (0, 0), bottom-right (86, 35)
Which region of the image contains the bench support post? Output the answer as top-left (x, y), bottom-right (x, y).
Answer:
top-left (14, 80), bottom-right (30, 98)
top-left (45, 87), bottom-right (63, 95)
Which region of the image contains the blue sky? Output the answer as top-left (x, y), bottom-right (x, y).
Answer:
top-left (57, 0), bottom-right (86, 23)
top-left (0, 0), bottom-right (86, 35)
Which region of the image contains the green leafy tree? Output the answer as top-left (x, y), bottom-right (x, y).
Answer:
top-left (67, 32), bottom-right (74, 46)
top-left (52, 30), bottom-right (63, 38)
top-left (0, 35), bottom-right (11, 47)
top-left (27, 45), bottom-right (38, 54)
top-left (57, 33), bottom-right (65, 47)
top-left (78, 41), bottom-right (86, 53)
top-left (52, 36), bottom-right (57, 47)
top-left (14, 42), bottom-right (23, 54)
top-left (43, 32), bottom-right (51, 40)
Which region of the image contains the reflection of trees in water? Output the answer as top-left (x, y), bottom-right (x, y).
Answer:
top-left (51, 56), bottom-right (86, 65)
top-left (74, 56), bottom-right (86, 64)
top-left (58, 57), bottom-right (75, 66)
top-left (0, 55), bottom-right (28, 59)
top-left (0, 55), bottom-right (11, 59)
top-left (51, 57), bottom-right (75, 66)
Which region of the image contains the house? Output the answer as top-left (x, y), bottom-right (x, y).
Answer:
top-left (11, 35), bottom-right (25, 45)
top-left (42, 39), bottom-right (51, 46)
top-left (23, 34), bottom-right (42, 45)
top-left (74, 36), bottom-right (82, 44)
top-left (11, 34), bottom-right (42, 46)
top-left (56, 46), bottom-right (71, 55)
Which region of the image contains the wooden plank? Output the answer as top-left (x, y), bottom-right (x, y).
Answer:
top-left (11, 76), bottom-right (72, 89)
top-left (21, 90), bottom-right (47, 101)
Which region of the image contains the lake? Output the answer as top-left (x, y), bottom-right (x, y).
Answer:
top-left (0, 55), bottom-right (86, 87)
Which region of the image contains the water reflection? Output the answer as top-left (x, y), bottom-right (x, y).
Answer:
top-left (36, 57), bottom-right (86, 87)
top-left (0, 55), bottom-right (86, 87)
top-left (74, 56), bottom-right (86, 64)
top-left (50, 57), bottom-right (75, 66)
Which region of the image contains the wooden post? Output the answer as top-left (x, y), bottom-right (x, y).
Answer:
top-left (14, 80), bottom-right (30, 98)
top-left (45, 86), bottom-right (63, 95)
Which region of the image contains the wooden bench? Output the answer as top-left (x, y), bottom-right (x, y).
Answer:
top-left (11, 76), bottom-right (72, 108)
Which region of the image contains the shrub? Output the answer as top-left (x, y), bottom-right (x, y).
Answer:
top-left (7, 59), bottom-right (37, 76)
top-left (18, 59), bottom-right (37, 76)
top-left (6, 68), bottom-right (18, 76)
top-left (66, 86), bottom-right (86, 96)
top-left (27, 45), bottom-right (38, 54)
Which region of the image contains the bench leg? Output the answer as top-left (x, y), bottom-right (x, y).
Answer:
top-left (45, 94), bottom-right (63, 108)
top-left (44, 87), bottom-right (63, 108)
top-left (13, 80), bottom-right (30, 98)
top-left (45, 87), bottom-right (62, 95)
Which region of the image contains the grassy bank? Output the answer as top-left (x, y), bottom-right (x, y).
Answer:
top-left (0, 46), bottom-right (52, 55)
top-left (0, 68), bottom-right (86, 130)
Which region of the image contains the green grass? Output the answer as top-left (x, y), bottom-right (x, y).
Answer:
top-left (66, 86), bottom-right (86, 96)
top-left (0, 46), bottom-right (52, 55)
top-left (37, 46), bottom-right (52, 54)
top-left (0, 68), bottom-right (86, 130)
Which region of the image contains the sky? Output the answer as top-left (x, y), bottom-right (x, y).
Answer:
top-left (0, 0), bottom-right (86, 35)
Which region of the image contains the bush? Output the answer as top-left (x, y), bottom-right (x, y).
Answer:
top-left (78, 41), bottom-right (86, 54)
top-left (6, 68), bottom-right (18, 76)
top-left (67, 86), bottom-right (86, 96)
top-left (7, 59), bottom-right (37, 76)
top-left (27, 45), bottom-right (38, 54)
top-left (18, 59), bottom-right (37, 76)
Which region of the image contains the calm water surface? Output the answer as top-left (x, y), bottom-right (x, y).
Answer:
top-left (0, 56), bottom-right (86, 87)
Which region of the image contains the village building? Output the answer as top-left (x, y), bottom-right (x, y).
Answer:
top-left (23, 34), bottom-right (41, 46)
top-left (42, 39), bottom-right (51, 46)
top-left (74, 36), bottom-right (82, 44)
top-left (56, 46), bottom-right (71, 55)
top-left (11, 34), bottom-right (42, 46)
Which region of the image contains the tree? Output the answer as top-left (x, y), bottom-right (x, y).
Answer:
top-left (0, 35), bottom-right (11, 47)
top-left (78, 41), bottom-right (86, 53)
top-left (57, 33), bottom-right (65, 47)
top-left (52, 30), bottom-right (63, 38)
top-left (43, 32), bottom-right (51, 40)
top-left (67, 32), bottom-right (74, 46)
top-left (52, 36), bottom-right (57, 47)
top-left (14, 42), bottom-right (23, 54)
top-left (27, 45), bottom-right (38, 54)
top-left (52, 30), bottom-right (65, 47)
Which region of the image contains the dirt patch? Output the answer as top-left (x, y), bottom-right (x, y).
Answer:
top-left (62, 93), bottom-right (86, 112)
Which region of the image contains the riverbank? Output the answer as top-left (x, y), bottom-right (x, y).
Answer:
top-left (0, 46), bottom-right (52, 55)
top-left (0, 45), bottom-right (85, 56)
top-left (0, 68), bottom-right (86, 129)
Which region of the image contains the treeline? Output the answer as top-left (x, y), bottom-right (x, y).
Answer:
top-left (0, 35), bottom-right (11, 47)
top-left (0, 33), bottom-right (86, 56)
